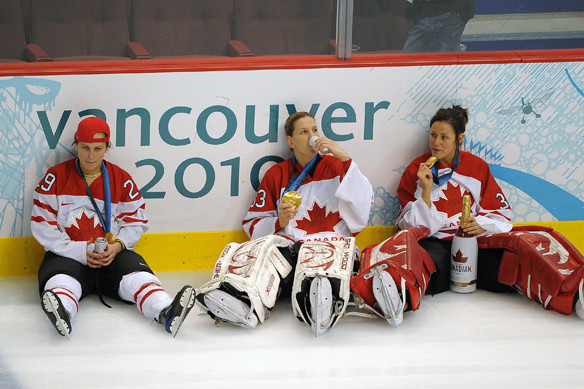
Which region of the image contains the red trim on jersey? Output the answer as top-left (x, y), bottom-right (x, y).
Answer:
top-left (247, 218), bottom-right (261, 236)
top-left (31, 158), bottom-right (149, 257)
top-left (120, 217), bottom-right (148, 224)
top-left (243, 154), bottom-right (370, 241)
top-left (33, 198), bottom-right (57, 215)
top-left (31, 216), bottom-right (58, 226)
top-left (117, 210), bottom-right (138, 219)
top-left (397, 151), bottom-right (511, 239)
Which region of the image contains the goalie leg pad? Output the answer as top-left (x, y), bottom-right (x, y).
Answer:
top-left (309, 276), bottom-right (334, 337)
top-left (292, 238), bottom-right (356, 334)
top-left (478, 226), bottom-right (584, 315)
top-left (203, 289), bottom-right (259, 328)
top-left (575, 280), bottom-right (584, 320)
top-left (372, 267), bottom-right (405, 327)
top-left (196, 235), bottom-right (293, 325)
top-left (351, 226), bottom-right (434, 318)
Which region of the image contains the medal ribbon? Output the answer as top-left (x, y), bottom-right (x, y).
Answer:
top-left (431, 151), bottom-right (460, 185)
top-left (284, 154), bottom-right (320, 193)
top-left (76, 159), bottom-right (111, 234)
top-left (76, 159), bottom-right (114, 309)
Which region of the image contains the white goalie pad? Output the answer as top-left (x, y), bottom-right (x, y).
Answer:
top-left (197, 235), bottom-right (293, 324)
top-left (309, 276), bottom-right (333, 337)
top-left (291, 238), bottom-right (356, 335)
top-left (203, 289), bottom-right (259, 328)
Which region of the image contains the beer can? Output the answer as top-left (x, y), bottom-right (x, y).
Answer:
top-left (94, 237), bottom-right (108, 254)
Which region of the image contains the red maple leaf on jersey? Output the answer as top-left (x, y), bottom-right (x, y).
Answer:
top-left (295, 202), bottom-right (343, 235)
top-left (64, 211), bottom-right (105, 242)
top-left (435, 185), bottom-right (471, 218)
top-left (452, 248), bottom-right (468, 263)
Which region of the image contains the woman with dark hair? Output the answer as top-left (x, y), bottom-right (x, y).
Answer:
top-left (352, 105), bottom-right (584, 327)
top-left (396, 105), bottom-right (515, 295)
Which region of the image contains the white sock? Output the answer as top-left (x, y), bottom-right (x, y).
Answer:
top-left (44, 274), bottom-right (81, 319)
top-left (118, 272), bottom-right (172, 321)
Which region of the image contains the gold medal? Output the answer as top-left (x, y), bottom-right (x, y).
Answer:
top-left (282, 191), bottom-right (302, 209)
top-left (105, 232), bottom-right (116, 244)
top-left (425, 156), bottom-right (438, 168)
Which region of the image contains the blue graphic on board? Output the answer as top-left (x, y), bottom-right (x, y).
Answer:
top-left (369, 182), bottom-right (401, 227)
top-left (0, 77), bottom-right (63, 236)
top-left (490, 165), bottom-right (584, 221)
top-left (566, 68), bottom-right (584, 97)
top-left (495, 89), bottom-right (552, 124)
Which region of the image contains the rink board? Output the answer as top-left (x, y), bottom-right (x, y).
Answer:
top-left (1, 221), bottom-right (582, 276)
top-left (1, 51), bottom-right (584, 277)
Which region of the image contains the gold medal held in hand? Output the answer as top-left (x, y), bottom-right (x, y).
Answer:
top-left (106, 231), bottom-right (116, 244)
top-left (425, 156), bottom-right (438, 167)
top-left (282, 191), bottom-right (302, 209)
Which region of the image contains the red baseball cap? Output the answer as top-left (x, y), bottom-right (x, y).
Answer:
top-left (72, 117), bottom-right (111, 145)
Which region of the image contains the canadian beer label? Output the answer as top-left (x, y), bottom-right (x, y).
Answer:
top-left (450, 236), bottom-right (478, 293)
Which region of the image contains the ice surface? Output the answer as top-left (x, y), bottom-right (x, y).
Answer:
top-left (1, 271), bottom-right (583, 389)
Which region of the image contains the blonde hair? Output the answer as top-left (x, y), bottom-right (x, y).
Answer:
top-left (284, 112), bottom-right (314, 137)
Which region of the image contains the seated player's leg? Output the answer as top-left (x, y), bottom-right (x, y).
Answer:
top-left (351, 226), bottom-right (435, 327)
top-left (157, 285), bottom-right (196, 337)
top-left (419, 238), bottom-right (451, 295)
top-left (575, 280), bottom-right (584, 319)
top-left (291, 238), bottom-right (356, 336)
top-left (118, 271), bottom-right (195, 336)
top-left (203, 288), bottom-right (259, 328)
top-left (38, 252), bottom-right (86, 339)
top-left (309, 276), bottom-right (333, 337)
top-left (476, 248), bottom-right (517, 294)
top-left (42, 274), bottom-right (82, 335)
top-left (372, 267), bottom-right (406, 327)
top-left (41, 288), bottom-right (73, 339)
top-left (113, 250), bottom-right (195, 337)
top-left (196, 235), bottom-right (293, 328)
top-left (481, 226), bottom-right (584, 317)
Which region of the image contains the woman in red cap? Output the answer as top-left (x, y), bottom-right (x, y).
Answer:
top-left (31, 116), bottom-right (195, 338)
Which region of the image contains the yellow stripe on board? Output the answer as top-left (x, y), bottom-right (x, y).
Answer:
top-left (1, 221), bottom-right (582, 277)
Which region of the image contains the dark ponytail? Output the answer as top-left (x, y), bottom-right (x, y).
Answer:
top-left (430, 105), bottom-right (469, 141)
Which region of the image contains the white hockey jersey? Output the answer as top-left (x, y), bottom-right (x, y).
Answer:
top-left (242, 155), bottom-right (373, 243)
top-left (31, 159), bottom-right (149, 264)
top-left (396, 151), bottom-right (512, 239)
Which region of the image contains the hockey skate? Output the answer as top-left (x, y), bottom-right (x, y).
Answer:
top-left (203, 289), bottom-right (259, 328)
top-left (309, 276), bottom-right (334, 337)
top-left (372, 269), bottom-right (404, 328)
top-left (157, 285), bottom-right (195, 337)
top-left (41, 290), bottom-right (71, 339)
